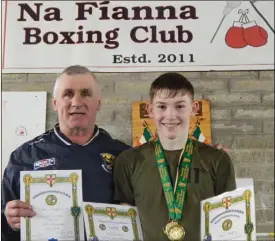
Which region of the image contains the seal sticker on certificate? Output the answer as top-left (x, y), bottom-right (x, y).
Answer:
top-left (200, 185), bottom-right (257, 241)
top-left (20, 170), bottom-right (84, 241)
top-left (82, 202), bottom-right (144, 241)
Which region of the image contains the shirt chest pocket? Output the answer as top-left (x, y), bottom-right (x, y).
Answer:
top-left (186, 167), bottom-right (215, 203)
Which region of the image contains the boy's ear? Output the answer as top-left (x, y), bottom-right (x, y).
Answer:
top-left (191, 101), bottom-right (199, 116)
top-left (146, 103), bottom-right (154, 118)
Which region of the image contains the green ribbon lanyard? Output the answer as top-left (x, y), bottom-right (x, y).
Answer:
top-left (154, 137), bottom-right (194, 221)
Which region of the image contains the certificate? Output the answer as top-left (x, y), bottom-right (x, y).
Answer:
top-left (20, 170), bottom-right (84, 241)
top-left (200, 185), bottom-right (257, 241)
top-left (82, 202), bottom-right (143, 241)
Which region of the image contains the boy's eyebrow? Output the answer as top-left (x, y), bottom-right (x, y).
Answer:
top-left (155, 100), bottom-right (187, 104)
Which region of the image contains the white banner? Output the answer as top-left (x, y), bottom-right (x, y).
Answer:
top-left (1, 1), bottom-right (274, 73)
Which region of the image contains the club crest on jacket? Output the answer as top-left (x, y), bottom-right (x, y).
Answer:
top-left (100, 153), bottom-right (115, 173)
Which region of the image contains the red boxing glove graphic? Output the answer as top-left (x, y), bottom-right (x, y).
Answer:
top-left (242, 20), bottom-right (268, 47)
top-left (225, 21), bottom-right (247, 48)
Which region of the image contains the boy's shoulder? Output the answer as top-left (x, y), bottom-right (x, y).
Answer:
top-left (115, 139), bottom-right (232, 165)
top-left (115, 141), bottom-right (154, 161)
top-left (195, 140), bottom-right (227, 155)
top-left (193, 139), bottom-right (232, 165)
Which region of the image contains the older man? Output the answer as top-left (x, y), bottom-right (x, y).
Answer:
top-left (1, 65), bottom-right (131, 240)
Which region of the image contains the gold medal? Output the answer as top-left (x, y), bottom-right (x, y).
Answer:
top-left (164, 221), bottom-right (185, 241)
top-left (164, 221), bottom-right (177, 234)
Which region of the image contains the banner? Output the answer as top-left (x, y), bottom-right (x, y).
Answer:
top-left (132, 99), bottom-right (211, 147)
top-left (2, 1), bottom-right (274, 73)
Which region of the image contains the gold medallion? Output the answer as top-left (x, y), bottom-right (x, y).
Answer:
top-left (164, 221), bottom-right (185, 241)
top-left (164, 221), bottom-right (177, 234)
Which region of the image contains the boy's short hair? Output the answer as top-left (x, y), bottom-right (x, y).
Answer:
top-left (149, 72), bottom-right (195, 101)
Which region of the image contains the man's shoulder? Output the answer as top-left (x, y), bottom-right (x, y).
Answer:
top-left (11, 129), bottom-right (54, 159)
top-left (97, 127), bottom-right (132, 153)
top-left (3, 129), bottom-right (55, 173)
top-left (28, 129), bottom-right (54, 145)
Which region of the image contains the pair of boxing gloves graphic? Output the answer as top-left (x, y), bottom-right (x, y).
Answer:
top-left (226, 20), bottom-right (268, 48)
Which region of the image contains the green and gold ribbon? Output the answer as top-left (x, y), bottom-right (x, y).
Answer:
top-left (155, 137), bottom-right (193, 221)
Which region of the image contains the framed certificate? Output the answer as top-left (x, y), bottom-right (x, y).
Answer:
top-left (82, 202), bottom-right (143, 241)
top-left (20, 170), bottom-right (84, 241)
top-left (201, 186), bottom-right (257, 241)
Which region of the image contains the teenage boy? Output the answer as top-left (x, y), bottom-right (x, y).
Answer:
top-left (113, 72), bottom-right (236, 241)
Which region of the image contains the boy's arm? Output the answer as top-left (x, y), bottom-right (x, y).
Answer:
top-left (113, 152), bottom-right (135, 206)
top-left (215, 151), bottom-right (237, 195)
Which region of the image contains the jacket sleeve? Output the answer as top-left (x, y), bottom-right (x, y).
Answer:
top-left (214, 151), bottom-right (237, 195)
top-left (113, 151), bottom-right (135, 206)
top-left (1, 148), bottom-right (28, 241)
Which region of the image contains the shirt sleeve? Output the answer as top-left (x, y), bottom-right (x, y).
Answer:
top-left (1, 150), bottom-right (22, 240)
top-left (214, 151), bottom-right (237, 195)
top-left (113, 151), bottom-right (135, 206)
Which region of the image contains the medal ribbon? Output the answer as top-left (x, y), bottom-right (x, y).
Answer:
top-left (155, 137), bottom-right (193, 221)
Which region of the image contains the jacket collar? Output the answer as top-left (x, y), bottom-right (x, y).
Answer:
top-left (53, 123), bottom-right (99, 146)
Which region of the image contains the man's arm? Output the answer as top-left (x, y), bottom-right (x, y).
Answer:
top-left (1, 146), bottom-right (35, 241)
top-left (113, 151), bottom-right (135, 206)
top-left (215, 151), bottom-right (237, 195)
top-left (1, 151), bottom-right (22, 240)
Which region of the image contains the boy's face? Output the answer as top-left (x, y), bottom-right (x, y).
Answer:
top-left (149, 90), bottom-right (198, 140)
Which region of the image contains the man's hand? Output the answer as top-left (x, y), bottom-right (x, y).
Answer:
top-left (4, 200), bottom-right (36, 230)
top-left (213, 143), bottom-right (230, 153)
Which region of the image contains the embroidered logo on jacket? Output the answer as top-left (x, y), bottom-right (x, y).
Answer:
top-left (100, 153), bottom-right (115, 173)
top-left (34, 158), bottom-right (55, 170)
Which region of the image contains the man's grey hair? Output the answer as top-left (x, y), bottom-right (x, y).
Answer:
top-left (53, 65), bottom-right (98, 97)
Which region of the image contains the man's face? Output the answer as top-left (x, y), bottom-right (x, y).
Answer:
top-left (149, 90), bottom-right (197, 140)
top-left (52, 73), bottom-right (101, 131)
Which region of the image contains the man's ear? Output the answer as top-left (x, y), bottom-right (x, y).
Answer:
top-left (52, 97), bottom-right (57, 111)
top-left (191, 101), bottom-right (199, 116)
top-left (97, 98), bottom-right (102, 111)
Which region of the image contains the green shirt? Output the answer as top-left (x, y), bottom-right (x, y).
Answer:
top-left (113, 140), bottom-right (236, 241)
